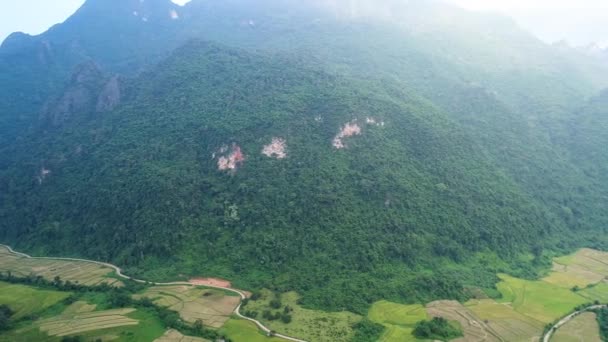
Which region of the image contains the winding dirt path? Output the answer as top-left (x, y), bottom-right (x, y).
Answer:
top-left (0, 244), bottom-right (307, 342)
top-left (542, 304), bottom-right (606, 342)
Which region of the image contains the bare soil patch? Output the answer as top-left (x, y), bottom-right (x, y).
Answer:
top-left (189, 277), bottom-right (232, 288)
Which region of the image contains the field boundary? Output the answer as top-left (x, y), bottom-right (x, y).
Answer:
top-left (0, 244), bottom-right (307, 342)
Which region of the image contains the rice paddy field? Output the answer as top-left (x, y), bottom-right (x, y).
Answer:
top-left (3, 244), bottom-right (608, 342)
top-left (496, 274), bottom-right (588, 324)
top-left (1, 300), bottom-right (166, 342)
top-left (154, 329), bottom-right (210, 342)
top-left (244, 290), bottom-right (362, 342)
top-left (38, 306), bottom-right (139, 337)
top-left (552, 311), bottom-right (601, 342)
top-left (426, 300), bottom-right (499, 342)
top-left (362, 248), bottom-right (608, 342)
top-left (467, 299), bottom-right (545, 341)
top-left (0, 246), bottom-right (122, 287)
top-left (367, 301), bottom-right (427, 342)
top-left (133, 285), bottom-right (240, 328)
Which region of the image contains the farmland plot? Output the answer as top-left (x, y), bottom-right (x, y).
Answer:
top-left (465, 299), bottom-right (544, 342)
top-left (0, 246), bottom-right (121, 287)
top-left (426, 300), bottom-right (500, 342)
top-left (38, 307), bottom-right (139, 337)
top-left (368, 301), bottom-right (427, 342)
top-left (154, 329), bottom-right (210, 342)
top-left (552, 311), bottom-right (601, 342)
top-left (135, 285), bottom-right (239, 328)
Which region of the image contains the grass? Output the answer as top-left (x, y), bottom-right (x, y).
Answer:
top-left (377, 325), bottom-right (418, 342)
top-left (244, 290), bottom-right (362, 342)
top-left (134, 285), bottom-right (240, 328)
top-left (552, 311), bottom-right (602, 342)
top-left (0, 281), bottom-right (70, 319)
top-left (579, 282), bottom-right (608, 302)
top-left (367, 301), bottom-right (426, 342)
top-left (496, 274), bottom-right (588, 323)
top-left (219, 318), bottom-right (283, 342)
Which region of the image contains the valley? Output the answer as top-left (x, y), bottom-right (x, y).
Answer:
top-left (1, 244), bottom-right (608, 341)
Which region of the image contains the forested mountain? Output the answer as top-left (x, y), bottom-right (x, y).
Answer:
top-left (1, 0), bottom-right (608, 314)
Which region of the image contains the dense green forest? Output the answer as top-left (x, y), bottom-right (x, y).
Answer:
top-left (1, 0), bottom-right (608, 315)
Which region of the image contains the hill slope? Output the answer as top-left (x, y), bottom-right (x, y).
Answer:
top-left (1, 0), bottom-right (608, 314)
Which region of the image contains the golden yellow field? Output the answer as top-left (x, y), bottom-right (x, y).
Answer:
top-left (134, 285), bottom-right (240, 328)
top-left (154, 329), bottom-right (210, 342)
top-left (552, 311), bottom-right (601, 342)
top-left (38, 302), bottom-right (138, 337)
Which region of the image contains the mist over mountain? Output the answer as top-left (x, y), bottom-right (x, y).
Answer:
top-left (1, 0), bottom-right (608, 317)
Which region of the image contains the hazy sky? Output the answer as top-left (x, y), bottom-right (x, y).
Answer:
top-left (0, 0), bottom-right (606, 47)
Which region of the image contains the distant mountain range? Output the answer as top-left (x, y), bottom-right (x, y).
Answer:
top-left (1, 0), bottom-right (608, 314)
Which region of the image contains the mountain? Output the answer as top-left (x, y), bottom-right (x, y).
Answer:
top-left (2, 0), bottom-right (608, 314)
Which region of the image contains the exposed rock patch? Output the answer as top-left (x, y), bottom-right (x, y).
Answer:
top-left (262, 138), bottom-right (287, 159)
top-left (37, 167), bottom-right (51, 184)
top-left (333, 121), bottom-right (362, 149)
top-left (214, 144), bottom-right (246, 171)
top-left (366, 117), bottom-right (385, 127)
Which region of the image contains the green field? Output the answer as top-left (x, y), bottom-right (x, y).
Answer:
top-left (134, 285), bottom-right (240, 328)
top-left (367, 301), bottom-right (427, 342)
top-left (0, 281), bottom-right (70, 319)
top-left (496, 274), bottom-right (588, 324)
top-left (219, 319), bottom-right (283, 342)
top-left (553, 311), bottom-right (602, 342)
top-left (244, 290), bottom-right (362, 342)
top-left (580, 283), bottom-right (608, 302)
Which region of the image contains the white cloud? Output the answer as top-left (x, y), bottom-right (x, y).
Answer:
top-left (446, 0), bottom-right (608, 12)
top-left (445, 0), bottom-right (608, 46)
top-left (171, 0), bottom-right (191, 6)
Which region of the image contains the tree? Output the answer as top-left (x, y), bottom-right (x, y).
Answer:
top-left (194, 319), bottom-right (204, 332)
top-left (269, 298), bottom-right (282, 309)
top-left (413, 317), bottom-right (463, 341)
top-left (61, 336), bottom-right (82, 342)
top-left (280, 313), bottom-right (292, 324)
top-left (0, 312), bottom-right (10, 331)
top-left (0, 305), bottom-right (13, 331)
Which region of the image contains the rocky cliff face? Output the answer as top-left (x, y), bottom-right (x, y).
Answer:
top-left (41, 61), bottom-right (121, 127)
top-left (96, 76), bottom-right (121, 113)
